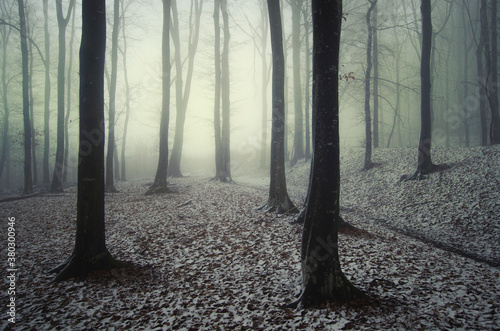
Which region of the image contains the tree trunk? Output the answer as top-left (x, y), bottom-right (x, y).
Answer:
top-left (212, 0), bottom-right (225, 181)
top-left (51, 0), bottom-right (76, 192)
top-left (18, 0), bottom-right (33, 195)
top-left (260, 1), bottom-right (269, 169)
top-left (290, 0), bottom-right (304, 166)
top-left (302, 3), bottom-right (312, 159)
top-left (42, 0), bottom-right (51, 184)
top-left (414, 0), bottom-right (433, 177)
top-left (52, 0), bottom-right (125, 281)
top-left (120, 0), bottom-right (130, 181)
top-left (489, 0), bottom-right (499, 144)
top-left (478, 0), bottom-right (489, 146)
top-left (258, 0), bottom-right (297, 214)
top-left (363, 0), bottom-right (376, 170)
top-left (168, 0), bottom-right (203, 178)
top-left (28, 20), bottom-right (37, 186)
top-left (105, 0), bottom-right (120, 193)
top-left (146, 0), bottom-right (171, 195)
top-left (462, 1), bottom-right (470, 147)
top-left (0, 13), bottom-right (11, 182)
top-left (372, 2), bottom-right (379, 149)
top-left (289, 0), bottom-right (362, 309)
top-left (63, 3), bottom-right (76, 183)
top-left (221, 0), bottom-right (231, 180)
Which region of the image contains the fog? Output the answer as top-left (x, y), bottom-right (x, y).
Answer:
top-left (0, 0), bottom-right (495, 189)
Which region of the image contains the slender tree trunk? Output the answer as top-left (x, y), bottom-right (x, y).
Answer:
top-left (221, 0), bottom-right (231, 180)
top-left (28, 19), bottom-right (38, 186)
top-left (212, 0), bottom-right (225, 181)
top-left (290, 0), bottom-right (304, 166)
top-left (489, 0), bottom-right (499, 144)
top-left (52, 0), bottom-right (126, 281)
top-left (303, 4), bottom-right (311, 159)
top-left (258, 0), bottom-right (297, 214)
top-left (168, 0), bottom-right (203, 178)
top-left (0, 15), bottom-right (11, 182)
top-left (42, 0), bottom-right (51, 184)
top-left (51, 0), bottom-right (76, 192)
top-left (363, 0), bottom-right (376, 170)
top-left (260, 1), bottom-right (269, 169)
top-left (146, 0), bottom-right (171, 195)
top-left (105, 0), bottom-right (120, 192)
top-left (372, 2), bottom-right (379, 149)
top-left (18, 0), bottom-right (32, 194)
top-left (289, 0), bottom-right (362, 309)
top-left (478, 0), bottom-right (489, 146)
top-left (63, 3), bottom-right (76, 183)
top-left (120, 0), bottom-right (130, 181)
top-left (462, 1), bottom-right (470, 147)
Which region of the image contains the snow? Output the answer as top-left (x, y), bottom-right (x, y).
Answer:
top-left (0, 146), bottom-right (499, 330)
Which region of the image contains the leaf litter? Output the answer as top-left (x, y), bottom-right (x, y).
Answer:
top-left (0, 146), bottom-right (499, 330)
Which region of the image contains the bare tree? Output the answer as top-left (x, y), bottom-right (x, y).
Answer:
top-left (52, 0), bottom-right (126, 281)
top-left (363, 0), bottom-right (376, 170)
top-left (145, 0), bottom-right (171, 195)
top-left (51, 0), bottom-right (76, 192)
top-left (288, 0), bottom-right (363, 309)
top-left (257, 0), bottom-right (297, 214)
top-left (42, 0), bottom-right (51, 184)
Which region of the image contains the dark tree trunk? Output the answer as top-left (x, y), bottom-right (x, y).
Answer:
top-left (489, 0), bottom-right (500, 144)
top-left (28, 21), bottom-right (37, 186)
top-left (258, 0), bottom-right (297, 214)
top-left (18, 0), bottom-right (33, 195)
top-left (146, 0), bottom-right (171, 195)
top-left (105, 0), bottom-right (120, 193)
top-left (478, 0), bottom-right (489, 146)
top-left (363, 0), bottom-right (376, 170)
top-left (414, 0), bottom-right (434, 177)
top-left (63, 3), bottom-right (76, 183)
top-left (462, 1), bottom-right (470, 147)
top-left (52, 0), bottom-right (125, 282)
top-left (290, 0), bottom-right (304, 166)
top-left (51, 0), bottom-right (75, 192)
top-left (168, 0), bottom-right (203, 178)
top-left (288, 0), bottom-right (362, 309)
top-left (303, 4), bottom-right (311, 160)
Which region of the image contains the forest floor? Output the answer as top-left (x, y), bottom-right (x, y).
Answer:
top-left (0, 146), bottom-right (499, 330)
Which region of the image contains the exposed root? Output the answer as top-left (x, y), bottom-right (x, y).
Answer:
top-left (256, 200), bottom-right (299, 215)
top-left (51, 252), bottom-right (130, 282)
top-left (401, 163), bottom-right (451, 182)
top-left (144, 184), bottom-right (170, 196)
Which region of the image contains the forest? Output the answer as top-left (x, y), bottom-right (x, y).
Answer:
top-left (0, 0), bottom-right (499, 329)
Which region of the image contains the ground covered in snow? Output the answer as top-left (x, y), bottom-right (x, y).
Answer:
top-left (1, 146), bottom-right (499, 330)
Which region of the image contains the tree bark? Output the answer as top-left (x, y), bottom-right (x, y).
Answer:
top-left (146, 0), bottom-right (171, 195)
top-left (42, 0), bottom-right (51, 184)
top-left (28, 20), bottom-right (37, 186)
top-left (363, 0), bottom-right (376, 170)
top-left (489, 0), bottom-right (499, 144)
top-left (18, 0), bottom-right (32, 195)
top-left (105, 0), bottom-right (120, 192)
top-left (52, 0), bottom-right (125, 282)
top-left (258, 0), bottom-right (297, 215)
top-left (51, 0), bottom-right (76, 192)
top-left (372, 2), bottom-right (379, 149)
top-left (168, 0), bottom-right (203, 178)
top-left (288, 0), bottom-right (362, 309)
top-left (290, 0), bottom-right (304, 166)
top-left (0, 9), bottom-right (11, 183)
top-left (302, 4), bottom-right (311, 160)
top-left (478, 0), bottom-right (489, 146)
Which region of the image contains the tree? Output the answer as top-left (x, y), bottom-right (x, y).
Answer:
top-left (145, 0), bottom-right (171, 195)
top-left (105, 0), bottom-right (120, 192)
top-left (27, 14), bottom-right (38, 186)
top-left (52, 0), bottom-right (126, 282)
top-left (51, 0), bottom-right (76, 192)
top-left (42, 0), bottom-right (51, 184)
top-left (119, 0), bottom-right (131, 181)
top-left (212, 0), bottom-right (231, 182)
top-left (168, 0), bottom-right (203, 178)
top-left (288, 0), bottom-right (363, 309)
top-left (488, 0), bottom-right (499, 144)
top-left (18, 0), bottom-right (32, 195)
top-left (0, 2), bottom-right (13, 184)
top-left (258, 0), bottom-right (297, 214)
top-left (290, 0), bottom-right (304, 166)
top-left (372, 2), bottom-right (380, 149)
top-left (363, 0), bottom-right (377, 170)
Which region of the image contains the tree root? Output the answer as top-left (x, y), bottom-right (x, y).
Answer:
top-left (50, 252), bottom-right (130, 282)
top-left (144, 184), bottom-right (170, 196)
top-left (401, 163), bottom-right (451, 182)
top-left (256, 199), bottom-right (299, 215)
